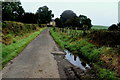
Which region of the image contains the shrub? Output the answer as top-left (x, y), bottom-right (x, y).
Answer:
top-left (2, 34), bottom-right (13, 45)
top-left (2, 21), bottom-right (40, 45)
top-left (89, 30), bottom-right (120, 47)
top-left (108, 24), bottom-right (118, 31)
top-left (2, 21), bottom-right (39, 35)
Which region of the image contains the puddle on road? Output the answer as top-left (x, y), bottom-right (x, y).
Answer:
top-left (64, 50), bottom-right (91, 71)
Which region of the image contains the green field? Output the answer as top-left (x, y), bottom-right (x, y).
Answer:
top-left (91, 25), bottom-right (108, 30)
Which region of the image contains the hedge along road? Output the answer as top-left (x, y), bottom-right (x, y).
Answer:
top-left (2, 28), bottom-right (60, 78)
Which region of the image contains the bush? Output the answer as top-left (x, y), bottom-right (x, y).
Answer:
top-left (108, 24), bottom-right (118, 31)
top-left (2, 21), bottom-right (39, 35)
top-left (2, 34), bottom-right (13, 45)
top-left (89, 30), bottom-right (120, 47)
top-left (2, 21), bottom-right (40, 45)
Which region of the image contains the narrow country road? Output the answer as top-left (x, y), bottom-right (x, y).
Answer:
top-left (2, 28), bottom-right (60, 78)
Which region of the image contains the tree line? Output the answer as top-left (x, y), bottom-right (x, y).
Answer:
top-left (2, 2), bottom-right (54, 25)
top-left (2, 1), bottom-right (92, 30)
top-left (108, 23), bottom-right (120, 31)
top-left (55, 10), bottom-right (92, 30)
top-left (3, 1), bottom-right (119, 31)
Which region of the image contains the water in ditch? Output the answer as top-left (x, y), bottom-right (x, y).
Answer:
top-left (64, 50), bottom-right (91, 71)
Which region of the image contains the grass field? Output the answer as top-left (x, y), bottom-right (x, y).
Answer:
top-left (91, 25), bottom-right (108, 30)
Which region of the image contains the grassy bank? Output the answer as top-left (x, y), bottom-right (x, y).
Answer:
top-left (93, 64), bottom-right (119, 80)
top-left (50, 28), bottom-right (102, 62)
top-left (2, 21), bottom-right (39, 45)
top-left (50, 28), bottom-right (120, 80)
top-left (1, 21), bottom-right (46, 68)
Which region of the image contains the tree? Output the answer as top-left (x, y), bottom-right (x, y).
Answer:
top-left (22, 12), bottom-right (37, 24)
top-left (36, 6), bottom-right (54, 24)
top-left (64, 17), bottom-right (80, 28)
top-left (79, 15), bottom-right (92, 30)
top-left (2, 2), bottom-right (25, 21)
top-left (60, 10), bottom-right (77, 27)
top-left (55, 18), bottom-right (62, 28)
top-left (60, 10), bottom-right (92, 29)
top-left (117, 22), bottom-right (120, 31)
top-left (108, 24), bottom-right (118, 31)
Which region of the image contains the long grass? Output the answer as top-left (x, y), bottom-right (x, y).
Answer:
top-left (93, 64), bottom-right (119, 80)
top-left (50, 27), bottom-right (119, 80)
top-left (50, 28), bottom-right (101, 62)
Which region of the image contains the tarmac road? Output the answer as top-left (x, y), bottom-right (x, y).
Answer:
top-left (2, 28), bottom-right (60, 78)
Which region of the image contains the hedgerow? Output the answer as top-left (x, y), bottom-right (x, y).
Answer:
top-left (50, 27), bottom-right (119, 79)
top-left (2, 21), bottom-right (40, 45)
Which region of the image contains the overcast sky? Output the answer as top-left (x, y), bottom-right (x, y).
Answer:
top-left (21, 0), bottom-right (119, 26)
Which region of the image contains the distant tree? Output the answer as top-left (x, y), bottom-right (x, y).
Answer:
top-left (108, 24), bottom-right (118, 31)
top-left (2, 2), bottom-right (25, 21)
top-left (22, 12), bottom-right (37, 24)
top-left (60, 10), bottom-right (92, 29)
top-left (117, 22), bottom-right (120, 31)
top-left (79, 15), bottom-right (92, 30)
top-left (60, 10), bottom-right (77, 27)
top-left (64, 17), bottom-right (80, 28)
top-left (36, 6), bottom-right (54, 24)
top-left (55, 18), bottom-right (62, 28)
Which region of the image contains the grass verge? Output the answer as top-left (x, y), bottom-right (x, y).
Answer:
top-left (2, 27), bottom-right (46, 68)
top-left (50, 28), bottom-right (119, 80)
top-left (93, 64), bottom-right (119, 80)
